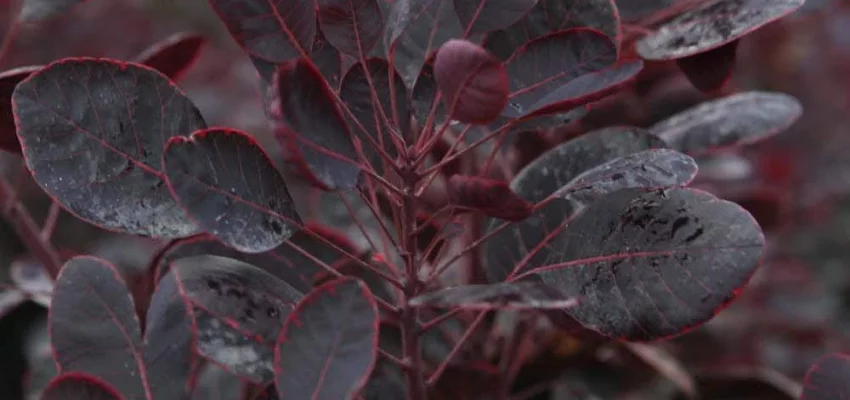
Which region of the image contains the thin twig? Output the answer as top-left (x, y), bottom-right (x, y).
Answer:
top-left (0, 175), bottom-right (62, 280)
top-left (427, 311), bottom-right (488, 386)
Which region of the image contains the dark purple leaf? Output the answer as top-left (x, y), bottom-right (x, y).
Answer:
top-left (312, 28), bottom-right (344, 88)
top-left (453, 0), bottom-right (539, 35)
top-left (649, 91), bottom-right (803, 156)
top-left (447, 174), bottom-right (533, 221)
top-left (41, 373), bottom-right (123, 400)
top-left (163, 128), bottom-right (302, 253)
top-left (0, 65), bottom-right (39, 154)
top-left (526, 187), bottom-right (764, 341)
top-left (134, 32), bottom-right (207, 81)
top-left (274, 59), bottom-right (360, 191)
top-left (49, 256), bottom-right (197, 399)
top-left (503, 60), bottom-right (643, 119)
top-left (556, 148), bottom-right (698, 204)
top-left (434, 39), bottom-right (509, 124)
top-left (635, 0), bottom-right (806, 60)
top-left (154, 223), bottom-right (358, 293)
top-left (19, 0), bottom-right (86, 22)
top-left (503, 29), bottom-right (617, 118)
top-left (12, 58), bottom-right (206, 238)
top-left (614, 0), bottom-right (680, 21)
top-left (411, 63), bottom-right (445, 126)
top-left (676, 39), bottom-right (739, 92)
top-left (801, 352), bottom-right (850, 400)
top-left (482, 127), bottom-right (667, 283)
top-left (274, 277), bottom-right (378, 399)
top-left (206, 0), bottom-right (315, 63)
top-left (166, 255), bottom-right (303, 383)
top-left (317, 0), bottom-right (385, 58)
top-left (190, 363), bottom-right (244, 400)
top-left (484, 0), bottom-right (620, 60)
top-left (339, 58), bottom-right (408, 169)
top-left (410, 280), bottom-right (579, 310)
top-left (252, 384), bottom-right (279, 399)
top-left (385, 0), bottom-right (463, 86)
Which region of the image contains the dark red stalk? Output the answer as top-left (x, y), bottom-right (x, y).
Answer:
top-left (0, 174), bottom-right (62, 280)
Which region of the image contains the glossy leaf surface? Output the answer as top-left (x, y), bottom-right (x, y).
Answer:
top-left (801, 352), bottom-right (850, 400)
top-left (167, 255), bottom-right (303, 383)
top-left (636, 0), bottom-right (806, 60)
top-left (164, 128), bottom-right (302, 253)
top-left (650, 91), bottom-right (803, 155)
top-left (503, 29), bottom-right (617, 118)
top-left (434, 39), bottom-right (509, 124)
top-left (134, 32), bottom-right (207, 81)
top-left (275, 278), bottom-right (379, 399)
top-left (531, 188), bottom-right (764, 341)
top-left (556, 148), bottom-right (698, 204)
top-left (50, 256), bottom-right (196, 399)
top-left (41, 373), bottom-right (123, 400)
top-left (410, 280), bottom-right (579, 310)
top-left (275, 59), bottom-right (360, 191)
top-left (12, 58), bottom-right (206, 238)
top-left (207, 0), bottom-right (315, 63)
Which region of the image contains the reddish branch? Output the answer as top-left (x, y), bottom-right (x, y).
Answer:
top-left (0, 175), bottom-right (62, 280)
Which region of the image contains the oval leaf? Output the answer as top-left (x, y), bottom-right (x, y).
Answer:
top-left (0, 65), bottom-right (40, 154)
top-left (167, 255), bottom-right (304, 383)
top-left (485, 0), bottom-right (620, 60)
top-left (636, 0), bottom-right (806, 60)
top-left (274, 277), bottom-right (379, 400)
top-left (453, 0), bottom-right (539, 35)
top-left (12, 58), bottom-right (206, 238)
top-left (482, 127), bottom-right (668, 283)
top-left (503, 29), bottom-right (617, 117)
top-left (207, 0), bottom-right (315, 63)
top-left (135, 32), bottom-right (207, 81)
top-left (50, 256), bottom-right (197, 399)
top-left (556, 148), bottom-right (698, 204)
top-left (447, 174), bottom-right (532, 221)
top-left (801, 352), bottom-right (850, 400)
top-left (410, 280), bottom-right (579, 310)
top-left (274, 59), bottom-right (361, 191)
top-left (164, 128), bottom-right (302, 253)
top-left (434, 39), bottom-right (509, 124)
top-left (317, 0), bottom-right (385, 58)
top-left (650, 91), bottom-right (803, 155)
top-left (41, 373), bottom-right (123, 400)
top-left (529, 188), bottom-right (765, 341)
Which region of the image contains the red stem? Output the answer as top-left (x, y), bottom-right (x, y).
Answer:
top-left (0, 175), bottom-right (63, 280)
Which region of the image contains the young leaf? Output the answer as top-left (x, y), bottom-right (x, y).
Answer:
top-left (163, 128), bottom-right (302, 253)
top-left (801, 352), bottom-right (850, 400)
top-left (482, 127), bottom-right (667, 282)
top-left (556, 148), bottom-right (699, 204)
top-left (206, 0), bottom-right (315, 63)
top-left (19, 0), bottom-right (86, 22)
top-left (166, 255), bottom-right (304, 383)
top-left (484, 0), bottom-right (620, 60)
top-left (529, 188), bottom-right (764, 341)
top-left (636, 0), bottom-right (806, 60)
top-left (650, 91), bottom-right (803, 155)
top-left (339, 58), bottom-right (409, 169)
top-left (274, 59), bottom-right (361, 191)
top-left (434, 39), bottom-right (509, 124)
top-left (49, 256), bottom-right (197, 399)
top-left (0, 65), bottom-right (40, 154)
top-left (503, 29), bottom-right (617, 118)
top-left (503, 60), bottom-right (643, 119)
top-left (385, 0), bottom-right (462, 87)
top-left (134, 32), bottom-right (207, 81)
top-left (154, 223), bottom-right (358, 293)
top-left (41, 373), bottom-right (123, 400)
top-left (453, 0), bottom-right (539, 35)
top-left (409, 280), bottom-right (579, 310)
top-left (447, 174), bottom-right (533, 221)
top-left (12, 58), bottom-right (206, 238)
top-left (274, 277), bottom-right (379, 400)
top-left (676, 39), bottom-right (739, 92)
top-left (317, 0), bottom-right (385, 58)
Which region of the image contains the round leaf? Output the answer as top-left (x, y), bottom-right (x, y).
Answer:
top-left (434, 39), bottom-right (509, 124)
top-left (134, 32), bottom-right (207, 81)
top-left (801, 352), bottom-right (850, 400)
top-left (164, 128), bottom-right (302, 253)
top-left (41, 373), bottom-right (123, 400)
top-left (12, 58), bottom-right (206, 238)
